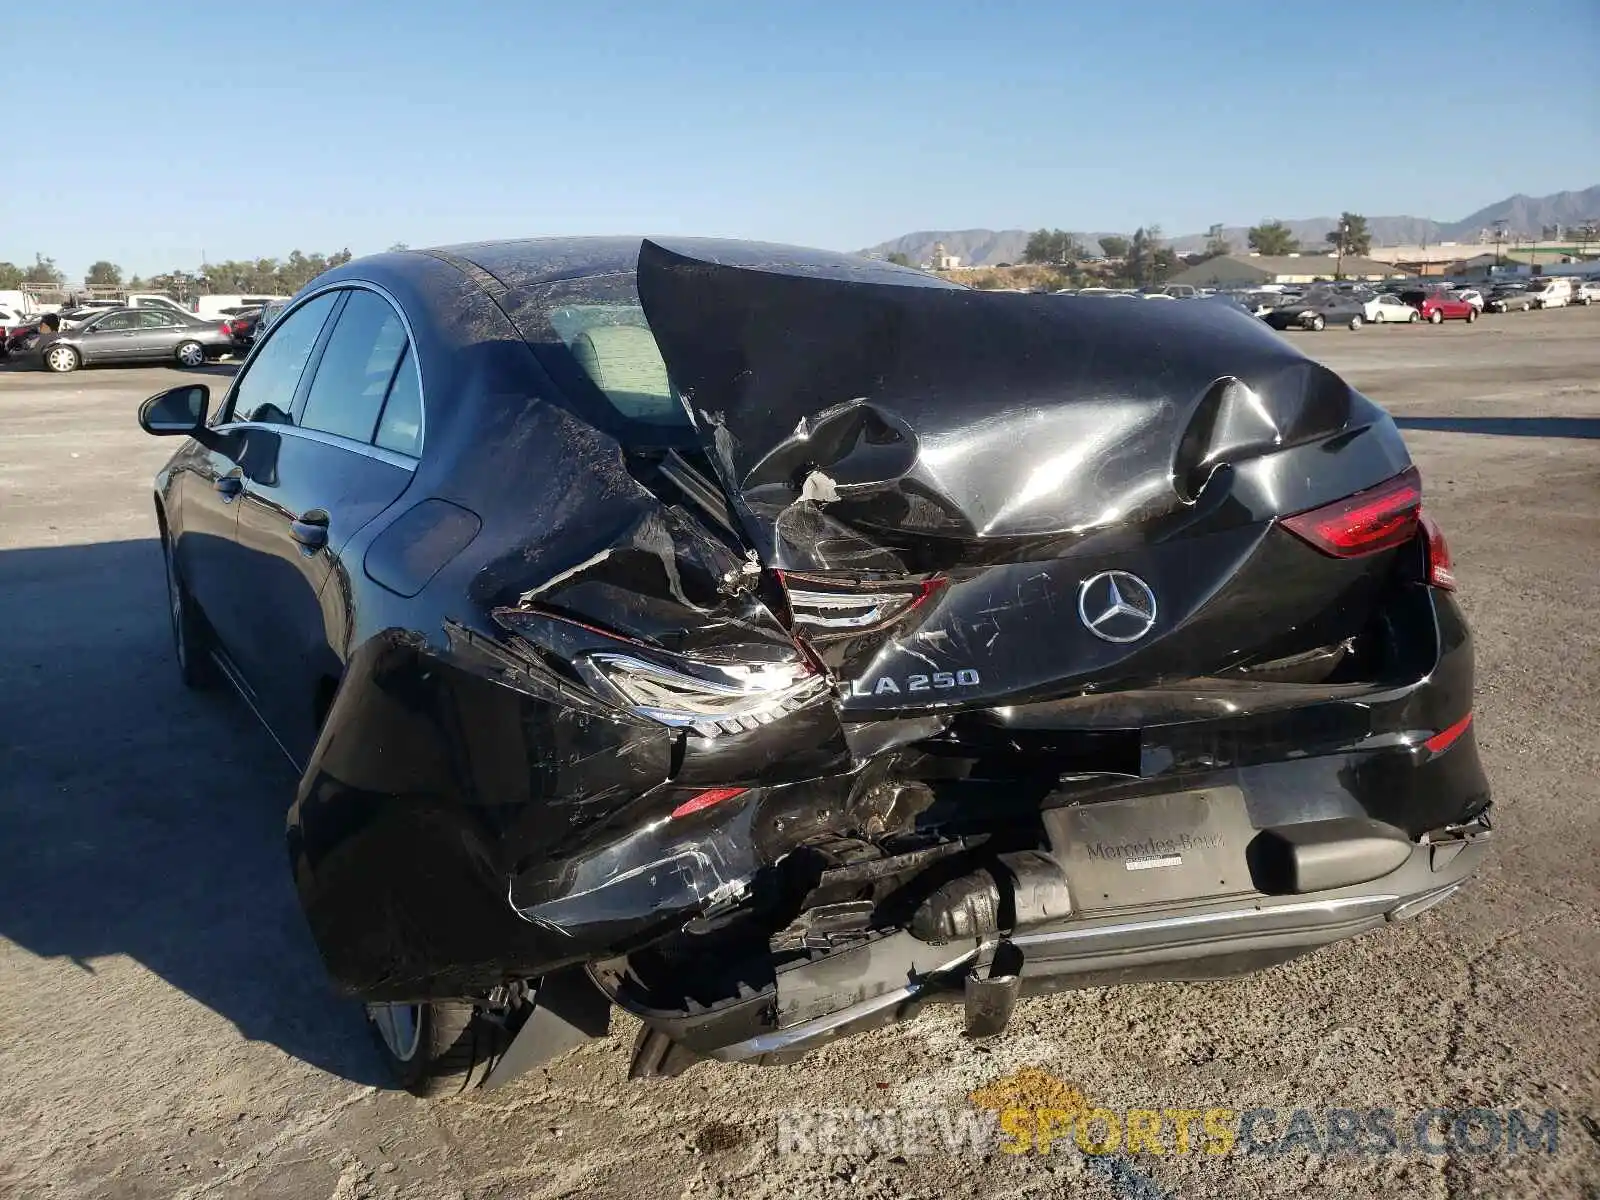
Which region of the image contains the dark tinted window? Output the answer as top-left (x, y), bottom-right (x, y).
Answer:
top-left (227, 291), bottom-right (339, 425)
top-left (138, 310), bottom-right (178, 328)
top-left (94, 311), bottom-right (138, 331)
top-left (374, 345), bottom-right (423, 457)
top-left (298, 290), bottom-right (408, 443)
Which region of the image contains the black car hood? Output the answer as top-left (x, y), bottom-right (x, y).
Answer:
top-left (636, 241), bottom-right (1405, 572)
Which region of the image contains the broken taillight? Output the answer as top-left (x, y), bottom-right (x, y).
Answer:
top-left (776, 572), bottom-right (945, 637)
top-left (574, 651), bottom-right (829, 738)
top-left (1282, 466), bottom-right (1422, 558)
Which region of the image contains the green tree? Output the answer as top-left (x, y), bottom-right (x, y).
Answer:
top-left (1203, 234), bottom-right (1233, 259)
top-left (1098, 235), bottom-right (1129, 260)
top-left (0, 262), bottom-right (23, 289)
top-left (1023, 229), bottom-right (1087, 266)
top-left (388, 242), bottom-right (411, 253)
top-left (1248, 221), bottom-right (1300, 256)
top-left (1325, 213), bottom-right (1371, 258)
top-left (22, 254), bottom-right (65, 285)
top-left (885, 251), bottom-right (911, 267)
top-left (1152, 246), bottom-right (1180, 283)
top-left (85, 260), bottom-right (124, 288)
top-left (1124, 226), bottom-right (1166, 286)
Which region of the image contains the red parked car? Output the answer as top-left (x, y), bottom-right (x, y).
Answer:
top-left (1400, 289), bottom-right (1478, 325)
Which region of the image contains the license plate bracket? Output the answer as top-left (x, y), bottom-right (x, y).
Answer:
top-left (1043, 786), bottom-right (1256, 912)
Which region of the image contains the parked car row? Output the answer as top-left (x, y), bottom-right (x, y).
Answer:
top-left (1255, 276), bottom-right (1597, 333)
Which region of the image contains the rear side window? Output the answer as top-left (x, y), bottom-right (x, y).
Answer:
top-left (228, 291), bottom-right (339, 424)
top-left (557, 312), bottom-right (679, 425)
top-left (374, 346), bottom-right (423, 457)
top-left (518, 272), bottom-right (691, 434)
top-left (298, 290), bottom-right (408, 442)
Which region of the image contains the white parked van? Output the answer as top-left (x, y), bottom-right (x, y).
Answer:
top-left (192, 294), bottom-right (287, 319)
top-left (1524, 278), bottom-right (1572, 309)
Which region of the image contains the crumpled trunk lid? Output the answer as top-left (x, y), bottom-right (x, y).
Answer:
top-left (634, 241), bottom-right (1414, 713)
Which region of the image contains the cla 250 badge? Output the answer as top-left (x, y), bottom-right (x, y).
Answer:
top-left (848, 669), bottom-right (982, 697)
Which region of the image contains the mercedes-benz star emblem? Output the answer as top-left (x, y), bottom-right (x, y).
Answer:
top-left (1077, 571), bottom-right (1158, 643)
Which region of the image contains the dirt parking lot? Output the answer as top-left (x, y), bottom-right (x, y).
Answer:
top-left (2, 310), bottom-right (1597, 1200)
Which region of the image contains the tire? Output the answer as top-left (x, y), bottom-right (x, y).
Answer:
top-left (1429, 310), bottom-right (1443, 324)
top-left (1408, 311), bottom-right (1420, 323)
top-left (1308, 315), bottom-right (1326, 332)
top-left (1348, 315), bottom-right (1363, 330)
top-left (366, 1000), bottom-right (498, 1098)
top-left (162, 532), bottom-right (217, 690)
top-left (44, 344), bottom-right (80, 373)
top-left (1466, 308), bottom-right (1477, 323)
top-left (175, 341), bottom-right (206, 368)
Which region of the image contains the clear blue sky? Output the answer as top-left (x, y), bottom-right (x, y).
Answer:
top-left (6, 0), bottom-right (1597, 280)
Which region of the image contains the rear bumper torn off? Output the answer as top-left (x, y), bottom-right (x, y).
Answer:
top-left (707, 818), bottom-right (1489, 1062)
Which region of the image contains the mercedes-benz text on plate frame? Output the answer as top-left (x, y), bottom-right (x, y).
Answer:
top-left (1078, 570), bottom-right (1158, 643)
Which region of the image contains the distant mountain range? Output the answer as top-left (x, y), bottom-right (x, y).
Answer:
top-left (862, 186), bottom-right (1600, 266)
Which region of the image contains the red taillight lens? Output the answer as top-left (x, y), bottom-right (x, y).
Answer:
top-left (1419, 512), bottom-right (1456, 590)
top-left (219, 322), bottom-right (233, 336)
top-left (1424, 711), bottom-right (1472, 753)
top-left (1282, 466), bottom-right (1422, 558)
top-left (669, 787), bottom-right (748, 819)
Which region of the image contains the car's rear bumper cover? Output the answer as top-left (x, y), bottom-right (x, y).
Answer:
top-left (694, 816), bottom-right (1490, 1062)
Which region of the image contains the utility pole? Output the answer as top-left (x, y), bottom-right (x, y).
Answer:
top-left (1334, 218), bottom-right (1348, 280)
top-left (1492, 220), bottom-right (1507, 268)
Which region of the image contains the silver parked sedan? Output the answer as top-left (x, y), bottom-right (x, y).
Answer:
top-left (34, 307), bottom-right (235, 373)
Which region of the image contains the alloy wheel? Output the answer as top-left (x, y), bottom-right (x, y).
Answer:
top-left (46, 346), bottom-right (77, 372)
top-left (177, 342), bottom-right (205, 368)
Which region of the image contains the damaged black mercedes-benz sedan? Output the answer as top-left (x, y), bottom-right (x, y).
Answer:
top-left (138, 237), bottom-right (1490, 1095)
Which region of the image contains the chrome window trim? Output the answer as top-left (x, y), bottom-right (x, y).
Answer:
top-left (210, 420), bottom-right (419, 471)
top-left (220, 278), bottom-right (426, 457)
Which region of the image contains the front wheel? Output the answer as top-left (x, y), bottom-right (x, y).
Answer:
top-left (175, 341), bottom-right (206, 368)
top-left (44, 344), bottom-right (80, 373)
top-left (367, 1000), bottom-right (497, 1098)
top-left (1348, 315), bottom-right (1364, 330)
top-left (1466, 307), bottom-right (1477, 323)
top-left (1308, 315), bottom-right (1326, 332)
top-left (1408, 311), bottom-right (1420, 323)
top-left (1429, 309), bottom-right (1443, 324)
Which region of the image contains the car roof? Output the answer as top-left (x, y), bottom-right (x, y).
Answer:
top-left (427, 236), bottom-right (958, 292)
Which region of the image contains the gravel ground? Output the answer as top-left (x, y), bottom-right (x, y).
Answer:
top-left (1, 309), bottom-right (1597, 1200)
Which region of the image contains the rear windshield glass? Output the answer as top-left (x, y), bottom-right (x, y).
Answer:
top-left (517, 272), bottom-right (690, 430)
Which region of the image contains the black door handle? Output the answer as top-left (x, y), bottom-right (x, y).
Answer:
top-left (214, 476), bottom-right (242, 498)
top-left (290, 509), bottom-right (330, 551)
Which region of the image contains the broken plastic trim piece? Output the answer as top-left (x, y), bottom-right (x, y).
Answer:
top-left (575, 651), bottom-right (830, 738)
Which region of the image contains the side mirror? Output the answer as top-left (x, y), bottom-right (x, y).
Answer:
top-left (138, 384), bottom-right (210, 436)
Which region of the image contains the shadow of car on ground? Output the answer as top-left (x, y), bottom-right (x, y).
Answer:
top-left (0, 536), bottom-right (384, 1084)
